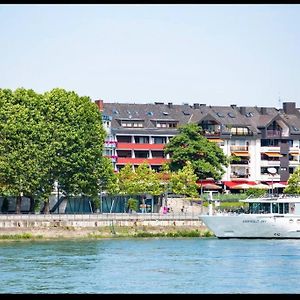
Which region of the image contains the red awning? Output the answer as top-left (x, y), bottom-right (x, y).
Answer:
top-left (223, 181), bottom-right (257, 189)
top-left (197, 183), bottom-right (222, 190)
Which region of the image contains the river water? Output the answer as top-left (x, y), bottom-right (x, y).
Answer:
top-left (0, 237), bottom-right (300, 294)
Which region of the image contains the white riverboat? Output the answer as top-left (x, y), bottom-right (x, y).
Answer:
top-left (199, 194), bottom-right (300, 238)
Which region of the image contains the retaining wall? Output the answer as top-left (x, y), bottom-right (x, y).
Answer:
top-left (0, 213), bottom-right (206, 229)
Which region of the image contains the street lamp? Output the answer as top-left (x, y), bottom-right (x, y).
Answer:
top-left (267, 167), bottom-right (277, 198)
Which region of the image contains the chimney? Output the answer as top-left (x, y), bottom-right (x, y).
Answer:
top-left (193, 103), bottom-right (200, 109)
top-left (168, 102), bottom-right (173, 108)
top-left (231, 104), bottom-right (237, 109)
top-left (95, 99), bottom-right (104, 112)
top-left (200, 103), bottom-right (206, 107)
top-left (260, 107), bottom-right (267, 115)
top-left (239, 107), bottom-right (246, 115)
top-left (283, 102), bottom-right (296, 114)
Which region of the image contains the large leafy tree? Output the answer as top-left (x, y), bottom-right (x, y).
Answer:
top-left (284, 167), bottom-right (300, 194)
top-left (0, 87), bottom-right (112, 213)
top-left (38, 88), bottom-right (108, 212)
top-left (0, 88), bottom-right (51, 213)
top-left (164, 123), bottom-right (229, 180)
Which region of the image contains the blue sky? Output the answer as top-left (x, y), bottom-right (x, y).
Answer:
top-left (0, 4), bottom-right (300, 107)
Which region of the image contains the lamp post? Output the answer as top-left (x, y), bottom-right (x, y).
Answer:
top-left (267, 167), bottom-right (277, 198)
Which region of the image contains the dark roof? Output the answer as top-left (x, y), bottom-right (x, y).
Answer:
top-left (102, 101), bottom-right (300, 137)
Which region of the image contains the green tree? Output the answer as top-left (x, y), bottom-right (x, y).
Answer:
top-left (39, 88), bottom-right (108, 212)
top-left (164, 123), bottom-right (229, 180)
top-left (117, 163), bottom-right (163, 197)
top-left (0, 88), bottom-right (111, 214)
top-left (0, 88), bottom-right (51, 213)
top-left (284, 167), bottom-right (300, 194)
top-left (169, 161), bottom-right (199, 198)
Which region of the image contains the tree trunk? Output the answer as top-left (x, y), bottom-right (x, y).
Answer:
top-left (15, 195), bottom-right (22, 214)
top-left (42, 199), bottom-right (50, 214)
top-left (29, 196), bottom-right (35, 213)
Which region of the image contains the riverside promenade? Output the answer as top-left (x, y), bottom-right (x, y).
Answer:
top-left (0, 212), bottom-right (205, 229)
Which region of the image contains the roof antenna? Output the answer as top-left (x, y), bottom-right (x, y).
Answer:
top-left (278, 92), bottom-right (281, 108)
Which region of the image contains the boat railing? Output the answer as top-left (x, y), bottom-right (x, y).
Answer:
top-left (243, 193), bottom-right (300, 202)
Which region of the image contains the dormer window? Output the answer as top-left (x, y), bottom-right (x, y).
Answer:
top-left (156, 121), bottom-right (178, 128)
top-left (230, 126), bottom-right (252, 136)
top-left (120, 120), bottom-right (144, 128)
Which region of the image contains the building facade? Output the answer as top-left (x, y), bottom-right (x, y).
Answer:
top-left (95, 99), bottom-right (300, 187)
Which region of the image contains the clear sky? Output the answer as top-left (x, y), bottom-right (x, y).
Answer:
top-left (1, 4), bottom-right (300, 108)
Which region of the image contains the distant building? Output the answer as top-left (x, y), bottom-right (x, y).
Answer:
top-left (96, 99), bottom-right (300, 189)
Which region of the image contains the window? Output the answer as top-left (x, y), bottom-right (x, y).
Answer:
top-left (216, 112), bottom-right (224, 118)
top-left (156, 122), bottom-right (178, 128)
top-left (228, 112), bottom-right (236, 118)
top-left (134, 136), bottom-right (149, 144)
top-left (153, 137), bottom-right (167, 144)
top-left (230, 127), bottom-right (251, 135)
top-left (121, 120), bottom-right (144, 128)
top-left (134, 151), bottom-right (149, 158)
top-left (182, 111), bottom-right (190, 115)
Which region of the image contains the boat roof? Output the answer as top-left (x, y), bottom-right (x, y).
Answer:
top-left (239, 195), bottom-right (300, 203)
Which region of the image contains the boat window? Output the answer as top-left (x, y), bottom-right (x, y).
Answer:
top-left (272, 203), bottom-right (278, 213)
top-left (284, 203), bottom-right (289, 214)
top-left (249, 202), bottom-right (271, 214)
top-left (261, 203), bottom-right (271, 214)
top-left (277, 203), bottom-right (289, 214)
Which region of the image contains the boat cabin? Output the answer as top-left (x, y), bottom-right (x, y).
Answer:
top-left (240, 196), bottom-right (300, 215)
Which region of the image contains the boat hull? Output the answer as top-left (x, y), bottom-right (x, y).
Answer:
top-left (200, 214), bottom-right (300, 239)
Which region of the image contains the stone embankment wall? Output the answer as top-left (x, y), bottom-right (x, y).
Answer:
top-left (0, 213), bottom-right (206, 229)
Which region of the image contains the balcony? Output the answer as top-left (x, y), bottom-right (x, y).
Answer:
top-left (230, 160), bottom-right (249, 165)
top-left (266, 130), bottom-right (282, 138)
top-left (104, 141), bottom-right (117, 148)
top-left (117, 143), bottom-right (165, 150)
top-left (230, 173), bottom-right (250, 179)
top-left (117, 157), bottom-right (169, 165)
top-left (230, 146), bottom-right (249, 152)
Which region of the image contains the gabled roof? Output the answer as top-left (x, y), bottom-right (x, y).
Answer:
top-left (101, 101), bottom-right (300, 137)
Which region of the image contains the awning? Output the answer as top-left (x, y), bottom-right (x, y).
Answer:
top-left (263, 152), bottom-right (283, 157)
top-left (290, 152), bottom-right (299, 156)
top-left (207, 138), bottom-right (224, 143)
top-left (223, 181), bottom-right (257, 189)
top-left (232, 152), bottom-right (249, 157)
top-left (230, 183), bottom-right (253, 189)
top-left (198, 183), bottom-right (222, 190)
top-left (265, 182), bottom-right (287, 188)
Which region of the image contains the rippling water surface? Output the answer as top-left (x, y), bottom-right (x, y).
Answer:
top-left (1, 238), bottom-right (300, 293)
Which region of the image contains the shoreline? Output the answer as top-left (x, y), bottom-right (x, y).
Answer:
top-left (0, 225), bottom-right (214, 241)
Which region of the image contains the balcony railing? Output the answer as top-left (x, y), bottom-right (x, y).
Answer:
top-left (230, 146), bottom-right (249, 151)
top-left (230, 174), bottom-right (250, 179)
top-left (266, 130), bottom-right (282, 137)
top-left (230, 160), bottom-right (249, 165)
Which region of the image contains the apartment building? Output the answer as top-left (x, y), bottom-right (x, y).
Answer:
top-left (95, 99), bottom-right (300, 187)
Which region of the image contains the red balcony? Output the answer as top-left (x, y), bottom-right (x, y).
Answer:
top-left (117, 143), bottom-right (165, 150)
top-left (117, 157), bottom-right (169, 165)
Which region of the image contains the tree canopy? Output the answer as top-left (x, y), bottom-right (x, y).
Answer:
top-left (164, 123), bottom-right (229, 180)
top-left (169, 161), bottom-right (199, 198)
top-left (284, 166), bottom-right (300, 194)
top-left (117, 163), bottom-right (163, 197)
top-left (0, 88), bottom-right (115, 213)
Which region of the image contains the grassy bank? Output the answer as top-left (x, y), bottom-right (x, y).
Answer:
top-left (0, 226), bottom-right (214, 241)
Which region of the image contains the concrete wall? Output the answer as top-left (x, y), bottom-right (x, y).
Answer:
top-left (0, 213), bottom-right (205, 229)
